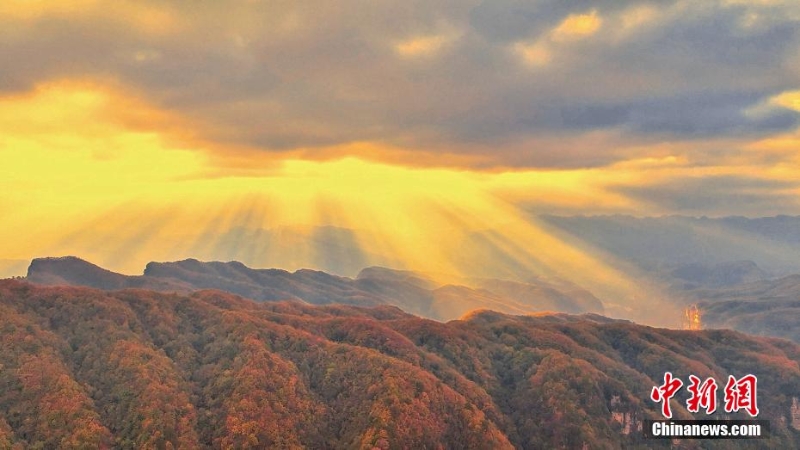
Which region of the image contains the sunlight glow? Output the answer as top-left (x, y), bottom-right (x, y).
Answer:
top-left (771, 90), bottom-right (800, 112)
top-left (0, 81), bottom-right (654, 308)
top-left (395, 31), bottom-right (458, 58)
top-left (551, 10), bottom-right (602, 42)
top-left (514, 41), bottom-right (553, 67)
top-left (0, 0), bottom-right (176, 34)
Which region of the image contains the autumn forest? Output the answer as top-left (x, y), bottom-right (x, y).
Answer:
top-left (2, 279), bottom-right (800, 449)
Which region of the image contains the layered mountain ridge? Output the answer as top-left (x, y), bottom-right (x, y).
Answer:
top-left (25, 256), bottom-right (604, 321)
top-left (541, 214), bottom-right (800, 275)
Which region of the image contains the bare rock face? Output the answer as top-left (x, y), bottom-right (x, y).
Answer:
top-left (791, 397), bottom-right (800, 430)
top-left (610, 395), bottom-right (642, 436)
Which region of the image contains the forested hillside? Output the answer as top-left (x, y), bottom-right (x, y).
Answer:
top-left (2, 280), bottom-right (799, 449)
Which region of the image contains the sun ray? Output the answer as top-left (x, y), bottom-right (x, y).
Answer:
top-left (2, 79), bottom-right (777, 326)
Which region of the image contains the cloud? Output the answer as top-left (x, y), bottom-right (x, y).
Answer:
top-left (0, 0), bottom-right (798, 170)
top-left (468, 0), bottom-right (630, 43)
top-left (624, 91), bottom-right (799, 137)
top-left (395, 29), bottom-right (461, 58)
top-left (771, 90), bottom-right (800, 111)
top-left (550, 10), bottom-right (602, 42)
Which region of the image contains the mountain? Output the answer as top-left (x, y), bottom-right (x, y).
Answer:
top-left (474, 277), bottom-right (605, 314)
top-left (688, 274), bottom-right (800, 344)
top-left (691, 274), bottom-right (800, 304)
top-left (2, 280), bottom-right (800, 448)
top-left (25, 257), bottom-right (604, 320)
top-left (662, 260), bottom-right (769, 291)
top-left (26, 256), bottom-right (193, 292)
top-left (354, 266), bottom-right (437, 290)
top-left (702, 298), bottom-right (800, 344)
top-left (540, 215), bottom-right (800, 276)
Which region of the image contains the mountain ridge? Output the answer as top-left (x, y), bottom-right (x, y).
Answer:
top-left (540, 214), bottom-right (800, 275)
top-left (24, 256), bottom-right (604, 321)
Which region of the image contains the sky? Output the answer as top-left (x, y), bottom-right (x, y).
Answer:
top-left (1, 0), bottom-right (799, 300)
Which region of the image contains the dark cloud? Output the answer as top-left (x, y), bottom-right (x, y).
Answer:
top-left (660, 4), bottom-right (797, 68)
top-left (614, 175), bottom-right (800, 215)
top-left (1, 0), bottom-right (799, 167)
top-left (559, 104), bottom-right (631, 129)
top-left (627, 91), bottom-right (799, 137)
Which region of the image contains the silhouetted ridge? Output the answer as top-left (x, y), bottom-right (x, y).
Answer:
top-left (28, 256), bottom-right (133, 290)
top-left (27, 257), bottom-right (604, 320)
top-left (356, 266), bottom-right (438, 289)
top-left (28, 256), bottom-right (193, 292)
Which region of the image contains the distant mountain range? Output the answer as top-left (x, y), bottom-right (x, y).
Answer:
top-left (22, 255), bottom-right (800, 346)
top-left (25, 256), bottom-right (604, 320)
top-left (541, 214), bottom-right (800, 275)
top-left (2, 280), bottom-right (800, 449)
top-left (14, 212), bottom-right (800, 347)
top-left (534, 215), bottom-right (800, 339)
top-left (691, 274), bottom-right (800, 344)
